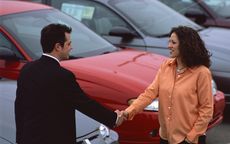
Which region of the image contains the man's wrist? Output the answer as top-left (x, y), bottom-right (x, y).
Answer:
top-left (185, 137), bottom-right (192, 144)
top-left (115, 113), bottom-right (119, 125)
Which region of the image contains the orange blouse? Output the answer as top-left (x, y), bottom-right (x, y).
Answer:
top-left (125, 58), bottom-right (213, 144)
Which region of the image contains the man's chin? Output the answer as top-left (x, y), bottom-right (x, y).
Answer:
top-left (60, 56), bottom-right (69, 61)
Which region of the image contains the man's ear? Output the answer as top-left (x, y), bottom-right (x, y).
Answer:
top-left (54, 43), bottom-right (62, 52)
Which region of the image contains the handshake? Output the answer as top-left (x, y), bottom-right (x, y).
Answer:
top-left (114, 110), bottom-right (129, 127)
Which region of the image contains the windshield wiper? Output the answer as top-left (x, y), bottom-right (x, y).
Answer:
top-left (100, 48), bottom-right (119, 55)
top-left (156, 33), bottom-right (170, 38)
top-left (69, 55), bottom-right (83, 59)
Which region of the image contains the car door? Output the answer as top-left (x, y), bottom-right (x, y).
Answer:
top-left (0, 139), bottom-right (13, 144)
top-left (0, 79), bottom-right (17, 144)
top-left (0, 30), bottom-right (26, 80)
top-left (47, 0), bottom-right (147, 50)
top-left (0, 29), bottom-right (29, 144)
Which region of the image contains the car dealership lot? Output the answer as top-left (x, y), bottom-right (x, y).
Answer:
top-left (2, 1), bottom-right (228, 143)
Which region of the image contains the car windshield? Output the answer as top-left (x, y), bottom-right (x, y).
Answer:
top-left (203, 0), bottom-right (230, 18)
top-left (109, 0), bottom-right (202, 37)
top-left (1, 9), bottom-right (117, 60)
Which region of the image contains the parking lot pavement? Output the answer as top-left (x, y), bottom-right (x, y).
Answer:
top-left (206, 105), bottom-right (230, 144)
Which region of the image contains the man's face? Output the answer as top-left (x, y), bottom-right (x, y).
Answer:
top-left (60, 32), bottom-right (72, 60)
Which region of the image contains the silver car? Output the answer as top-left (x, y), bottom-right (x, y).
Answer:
top-left (0, 78), bottom-right (119, 144)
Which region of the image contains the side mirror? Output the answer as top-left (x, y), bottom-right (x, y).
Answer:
top-left (0, 46), bottom-right (19, 60)
top-left (109, 26), bottom-right (138, 41)
top-left (184, 9), bottom-right (207, 25)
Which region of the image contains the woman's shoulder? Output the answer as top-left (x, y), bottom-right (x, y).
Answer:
top-left (192, 65), bottom-right (211, 75)
top-left (161, 58), bottom-right (175, 67)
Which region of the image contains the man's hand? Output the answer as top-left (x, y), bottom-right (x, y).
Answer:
top-left (114, 110), bottom-right (127, 127)
top-left (123, 111), bottom-right (129, 119)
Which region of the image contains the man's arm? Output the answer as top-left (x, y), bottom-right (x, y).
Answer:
top-left (63, 71), bottom-right (121, 128)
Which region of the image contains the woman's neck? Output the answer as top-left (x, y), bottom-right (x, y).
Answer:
top-left (176, 58), bottom-right (187, 73)
top-left (176, 58), bottom-right (186, 69)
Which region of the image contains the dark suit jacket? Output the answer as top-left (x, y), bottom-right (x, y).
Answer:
top-left (15, 55), bottom-right (117, 144)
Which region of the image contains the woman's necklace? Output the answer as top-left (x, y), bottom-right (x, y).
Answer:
top-left (176, 66), bottom-right (186, 73)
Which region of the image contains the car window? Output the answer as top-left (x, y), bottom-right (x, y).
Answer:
top-left (203, 0), bottom-right (230, 18)
top-left (159, 0), bottom-right (209, 17)
top-left (0, 32), bottom-right (24, 60)
top-left (109, 0), bottom-right (201, 37)
top-left (50, 0), bottom-right (136, 36)
top-left (1, 9), bottom-right (117, 60)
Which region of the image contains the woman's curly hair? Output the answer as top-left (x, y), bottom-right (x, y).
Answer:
top-left (170, 26), bottom-right (211, 68)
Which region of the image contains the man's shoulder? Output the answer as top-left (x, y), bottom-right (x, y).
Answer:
top-left (20, 60), bottom-right (37, 73)
top-left (59, 66), bottom-right (75, 78)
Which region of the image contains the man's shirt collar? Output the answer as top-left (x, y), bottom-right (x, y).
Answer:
top-left (42, 53), bottom-right (60, 63)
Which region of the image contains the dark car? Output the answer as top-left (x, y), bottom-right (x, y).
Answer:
top-left (28, 0), bottom-right (230, 107)
top-left (159, 0), bottom-right (230, 28)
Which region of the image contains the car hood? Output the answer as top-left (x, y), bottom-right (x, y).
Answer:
top-left (61, 49), bottom-right (166, 95)
top-left (199, 27), bottom-right (230, 72)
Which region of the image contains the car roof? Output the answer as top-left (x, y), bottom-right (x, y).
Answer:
top-left (89, 0), bottom-right (110, 5)
top-left (0, 0), bottom-right (52, 16)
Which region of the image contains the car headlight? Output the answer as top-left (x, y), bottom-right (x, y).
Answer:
top-left (211, 79), bottom-right (217, 96)
top-left (99, 124), bottom-right (110, 138)
top-left (144, 99), bottom-right (159, 111)
top-left (128, 98), bottom-right (159, 111)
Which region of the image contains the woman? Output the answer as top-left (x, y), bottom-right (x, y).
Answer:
top-left (124, 26), bottom-right (213, 144)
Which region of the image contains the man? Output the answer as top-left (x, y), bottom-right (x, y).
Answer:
top-left (15, 23), bottom-right (124, 144)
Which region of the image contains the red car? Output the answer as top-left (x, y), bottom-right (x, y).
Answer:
top-left (0, 1), bottom-right (225, 144)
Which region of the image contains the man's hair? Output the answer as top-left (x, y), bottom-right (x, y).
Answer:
top-left (170, 26), bottom-right (211, 68)
top-left (40, 23), bottom-right (72, 53)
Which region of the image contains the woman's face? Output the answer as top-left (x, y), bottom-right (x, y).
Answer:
top-left (168, 32), bottom-right (180, 58)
